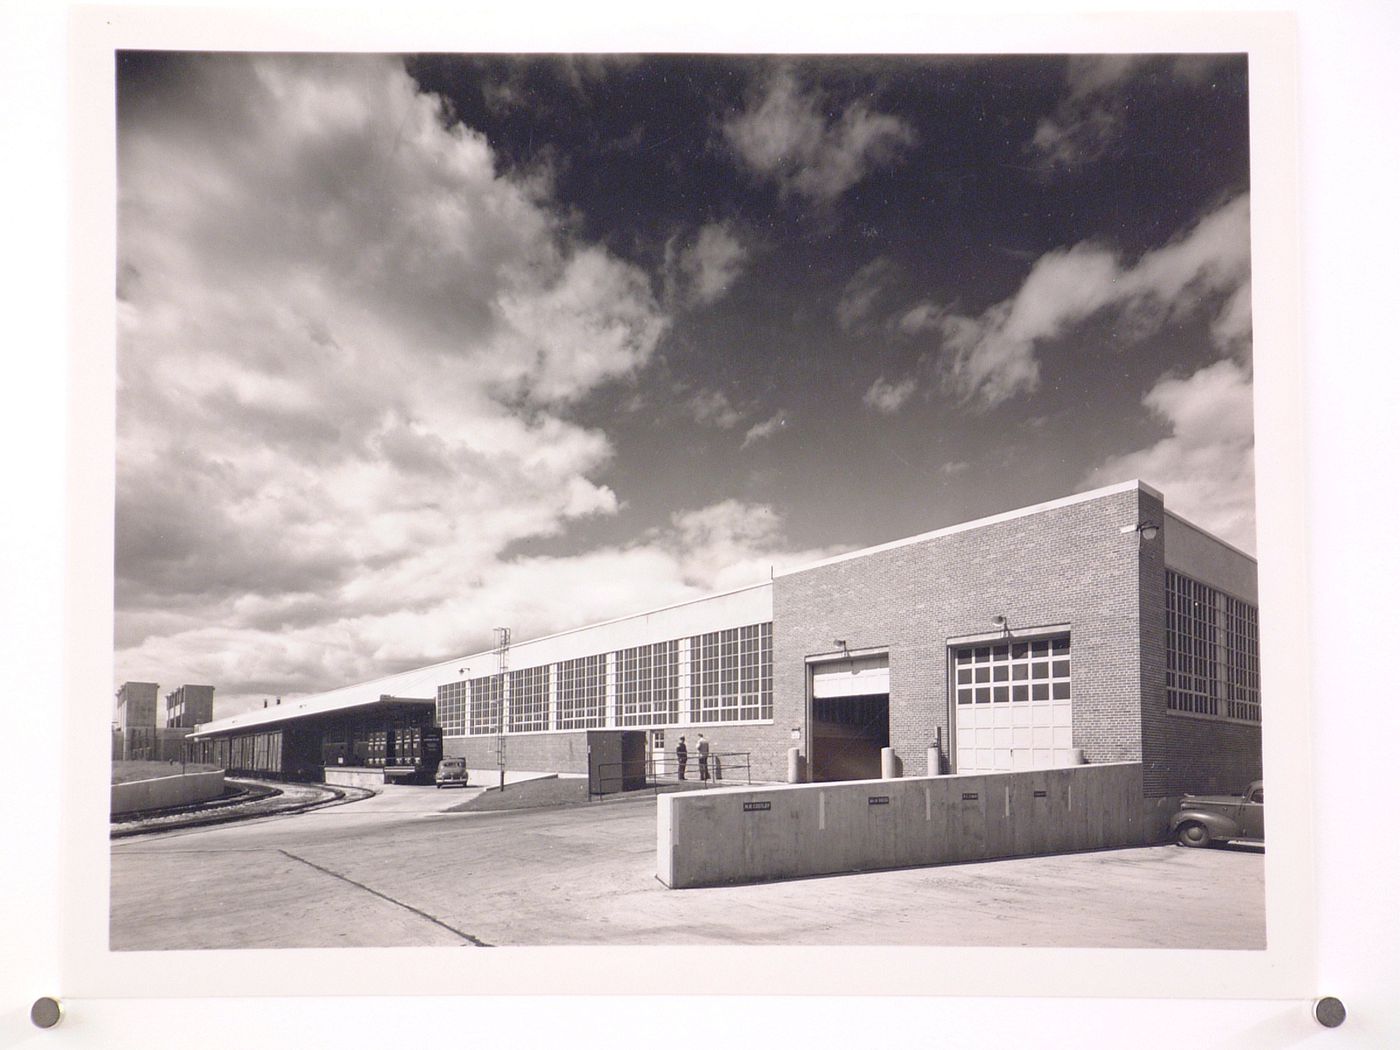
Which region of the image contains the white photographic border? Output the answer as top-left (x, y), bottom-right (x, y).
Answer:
top-left (4, 0), bottom-right (1392, 1045)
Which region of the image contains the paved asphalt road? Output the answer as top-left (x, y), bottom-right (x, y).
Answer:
top-left (110, 785), bottom-right (1266, 951)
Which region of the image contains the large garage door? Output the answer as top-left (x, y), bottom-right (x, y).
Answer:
top-left (812, 654), bottom-right (890, 698)
top-left (953, 637), bottom-right (1072, 773)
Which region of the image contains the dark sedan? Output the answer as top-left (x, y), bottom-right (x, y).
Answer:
top-left (1169, 781), bottom-right (1264, 847)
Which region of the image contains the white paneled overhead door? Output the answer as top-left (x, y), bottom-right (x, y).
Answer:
top-left (952, 637), bottom-right (1073, 773)
top-left (812, 653), bottom-right (890, 698)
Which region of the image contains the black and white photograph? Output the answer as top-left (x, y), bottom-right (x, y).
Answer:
top-left (26, 3), bottom-right (1400, 1044)
top-left (105, 46), bottom-right (1271, 955)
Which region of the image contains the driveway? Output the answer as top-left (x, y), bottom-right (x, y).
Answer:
top-left (110, 788), bottom-right (1265, 950)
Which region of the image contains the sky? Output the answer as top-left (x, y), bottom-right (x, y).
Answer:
top-left (114, 52), bottom-right (1254, 718)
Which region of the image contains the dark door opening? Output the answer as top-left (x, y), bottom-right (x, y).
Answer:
top-left (811, 693), bottom-right (890, 782)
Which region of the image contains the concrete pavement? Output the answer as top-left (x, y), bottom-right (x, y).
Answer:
top-left (110, 786), bottom-right (1266, 951)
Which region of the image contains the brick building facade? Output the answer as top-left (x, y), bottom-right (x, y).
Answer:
top-left (191, 480), bottom-right (1262, 798)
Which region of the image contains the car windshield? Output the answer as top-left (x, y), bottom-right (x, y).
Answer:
top-left (441, 759), bottom-right (465, 770)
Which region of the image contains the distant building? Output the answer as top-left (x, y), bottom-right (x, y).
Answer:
top-left (115, 681), bottom-right (211, 761)
top-left (115, 682), bottom-right (159, 760)
top-left (116, 681), bottom-right (158, 730)
top-left (165, 684), bottom-right (215, 728)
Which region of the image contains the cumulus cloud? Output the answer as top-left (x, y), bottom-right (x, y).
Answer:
top-left (862, 376), bottom-right (917, 415)
top-left (118, 498), bottom-right (841, 712)
top-left (741, 412), bottom-right (787, 448)
top-left (669, 222), bottom-right (750, 307)
top-left (114, 54), bottom-right (686, 713)
top-left (724, 68), bottom-right (916, 202)
top-left (901, 194), bottom-right (1251, 408)
top-left (1029, 55), bottom-right (1146, 170)
top-left (687, 388), bottom-right (743, 429)
top-left (1083, 358), bottom-right (1256, 552)
top-left (666, 500), bottom-right (834, 591)
top-left (837, 257), bottom-right (897, 333)
top-left (1030, 54), bottom-right (1238, 173)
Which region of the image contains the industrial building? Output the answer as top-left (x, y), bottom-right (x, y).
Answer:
top-left (114, 681), bottom-right (159, 761)
top-left (114, 681), bottom-right (216, 761)
top-left (164, 684), bottom-right (214, 728)
top-left (186, 480), bottom-right (1261, 799)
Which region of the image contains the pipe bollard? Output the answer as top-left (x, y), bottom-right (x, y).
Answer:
top-left (787, 747), bottom-right (804, 783)
top-left (927, 746), bottom-right (942, 775)
top-left (881, 746), bottom-right (898, 779)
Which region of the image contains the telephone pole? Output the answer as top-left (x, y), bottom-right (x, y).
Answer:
top-left (494, 626), bottom-right (510, 792)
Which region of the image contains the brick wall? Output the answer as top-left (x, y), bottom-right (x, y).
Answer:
top-left (444, 731), bottom-right (591, 773)
top-left (444, 725), bottom-right (789, 781)
top-left (1136, 489), bottom-right (1171, 797)
top-left (1154, 716), bottom-right (1263, 795)
top-left (774, 487), bottom-right (1151, 779)
top-left (436, 484), bottom-right (1260, 793)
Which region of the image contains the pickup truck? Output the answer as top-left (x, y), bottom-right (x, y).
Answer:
top-left (1169, 781), bottom-right (1264, 847)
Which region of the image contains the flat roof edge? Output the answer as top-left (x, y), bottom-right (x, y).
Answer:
top-left (775, 480), bottom-right (1159, 577)
top-left (454, 579), bottom-right (774, 662)
top-left (192, 694), bottom-right (436, 737)
top-left (199, 580), bottom-right (776, 728)
top-left (1164, 509), bottom-right (1258, 564)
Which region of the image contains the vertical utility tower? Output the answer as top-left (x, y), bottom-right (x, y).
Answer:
top-left (494, 626), bottom-right (511, 791)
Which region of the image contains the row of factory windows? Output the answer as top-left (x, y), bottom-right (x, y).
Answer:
top-left (1165, 570), bottom-right (1261, 724)
top-left (435, 623), bottom-right (774, 735)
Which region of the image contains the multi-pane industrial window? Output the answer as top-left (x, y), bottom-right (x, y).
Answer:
top-left (468, 674), bottom-right (503, 735)
top-left (1166, 570), bottom-right (1261, 723)
top-left (509, 665), bottom-right (549, 732)
top-left (689, 622), bottom-right (773, 722)
top-left (617, 640), bottom-right (680, 726)
top-left (439, 622), bottom-right (776, 736)
top-left (436, 680), bottom-right (466, 736)
top-left (953, 637), bottom-right (1070, 705)
top-left (556, 655), bottom-right (606, 730)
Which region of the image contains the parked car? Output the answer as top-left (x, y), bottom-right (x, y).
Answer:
top-left (1169, 781), bottom-right (1264, 847)
top-left (434, 756), bottom-right (470, 789)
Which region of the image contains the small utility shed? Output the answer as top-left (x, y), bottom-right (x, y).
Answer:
top-left (587, 730), bottom-right (648, 795)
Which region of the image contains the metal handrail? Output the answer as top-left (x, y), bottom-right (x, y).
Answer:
top-left (588, 751), bottom-right (752, 799)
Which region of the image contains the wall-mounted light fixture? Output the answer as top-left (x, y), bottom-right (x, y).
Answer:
top-left (1119, 521), bottom-right (1161, 542)
top-left (991, 614), bottom-right (1010, 636)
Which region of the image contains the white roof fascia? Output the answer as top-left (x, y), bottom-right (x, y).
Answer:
top-left (193, 693), bottom-right (433, 738)
top-left (775, 480), bottom-right (1162, 577)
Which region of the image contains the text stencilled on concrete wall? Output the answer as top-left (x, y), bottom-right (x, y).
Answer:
top-left (961, 792), bottom-right (979, 801)
top-left (868, 796), bottom-right (890, 805)
top-left (743, 801), bottom-right (771, 812)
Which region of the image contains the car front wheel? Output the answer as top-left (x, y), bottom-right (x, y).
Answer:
top-left (1176, 822), bottom-right (1212, 848)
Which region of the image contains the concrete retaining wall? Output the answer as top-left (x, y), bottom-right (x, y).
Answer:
top-left (657, 761), bottom-right (1146, 888)
top-left (323, 767), bottom-right (385, 789)
top-left (110, 769), bottom-right (226, 816)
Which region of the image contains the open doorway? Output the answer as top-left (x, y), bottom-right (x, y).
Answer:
top-left (808, 651), bottom-right (891, 781)
top-left (810, 693), bottom-right (890, 782)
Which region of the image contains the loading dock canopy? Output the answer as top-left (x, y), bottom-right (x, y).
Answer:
top-left (190, 693), bottom-right (435, 739)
